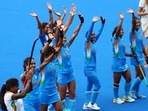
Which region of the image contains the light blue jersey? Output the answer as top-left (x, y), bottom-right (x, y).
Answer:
top-left (40, 62), bottom-right (57, 92)
top-left (57, 42), bottom-right (75, 85)
top-left (84, 22), bottom-right (104, 76)
top-left (111, 37), bottom-right (128, 72)
top-left (22, 68), bottom-right (41, 111)
top-left (129, 31), bottom-right (144, 66)
top-left (58, 42), bottom-right (73, 74)
top-left (40, 61), bottom-right (60, 104)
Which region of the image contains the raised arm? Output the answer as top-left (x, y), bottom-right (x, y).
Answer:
top-left (114, 13), bottom-right (124, 37)
top-left (53, 17), bottom-right (63, 45)
top-left (63, 4), bottom-right (76, 33)
top-left (47, 2), bottom-right (53, 28)
top-left (86, 16), bottom-right (99, 41)
top-left (12, 69), bottom-right (33, 99)
top-left (40, 34), bottom-right (54, 63)
top-left (39, 46), bottom-right (61, 71)
top-left (54, 18), bottom-right (64, 47)
top-left (95, 16), bottom-right (105, 41)
top-left (127, 9), bottom-right (136, 32)
top-left (30, 12), bottom-right (42, 35)
top-left (68, 13), bottom-right (84, 46)
top-left (53, 6), bottom-right (67, 21)
top-left (61, 6), bottom-right (67, 21)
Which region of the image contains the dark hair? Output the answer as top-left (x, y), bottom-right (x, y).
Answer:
top-left (40, 46), bottom-right (53, 64)
top-left (0, 78), bottom-right (18, 111)
top-left (85, 31), bottom-right (95, 37)
top-left (42, 22), bottom-right (48, 29)
top-left (45, 46), bottom-right (53, 57)
top-left (0, 91), bottom-right (7, 111)
top-left (53, 21), bottom-right (57, 28)
top-left (23, 57), bottom-right (34, 71)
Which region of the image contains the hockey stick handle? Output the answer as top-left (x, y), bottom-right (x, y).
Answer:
top-left (28, 37), bottom-right (39, 67)
top-left (24, 37), bottom-right (39, 87)
top-left (130, 46), bottom-right (148, 86)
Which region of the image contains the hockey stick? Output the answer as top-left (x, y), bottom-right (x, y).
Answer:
top-left (23, 37), bottom-right (39, 87)
top-left (28, 37), bottom-right (39, 67)
top-left (130, 46), bottom-right (148, 87)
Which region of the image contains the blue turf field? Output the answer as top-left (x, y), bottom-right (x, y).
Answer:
top-left (0, 0), bottom-right (148, 111)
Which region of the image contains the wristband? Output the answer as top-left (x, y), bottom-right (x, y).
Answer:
top-left (48, 10), bottom-right (52, 13)
top-left (47, 38), bottom-right (52, 44)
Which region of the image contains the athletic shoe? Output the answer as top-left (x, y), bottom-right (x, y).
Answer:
top-left (87, 102), bottom-right (100, 110)
top-left (122, 96), bottom-right (135, 102)
top-left (83, 103), bottom-right (91, 110)
top-left (130, 91), bottom-right (137, 99)
top-left (144, 64), bottom-right (148, 68)
top-left (136, 94), bottom-right (146, 99)
top-left (63, 108), bottom-right (70, 111)
top-left (113, 98), bottom-right (124, 104)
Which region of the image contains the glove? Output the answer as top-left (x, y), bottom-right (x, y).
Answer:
top-left (78, 14), bottom-right (84, 24)
top-left (100, 16), bottom-right (105, 24)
